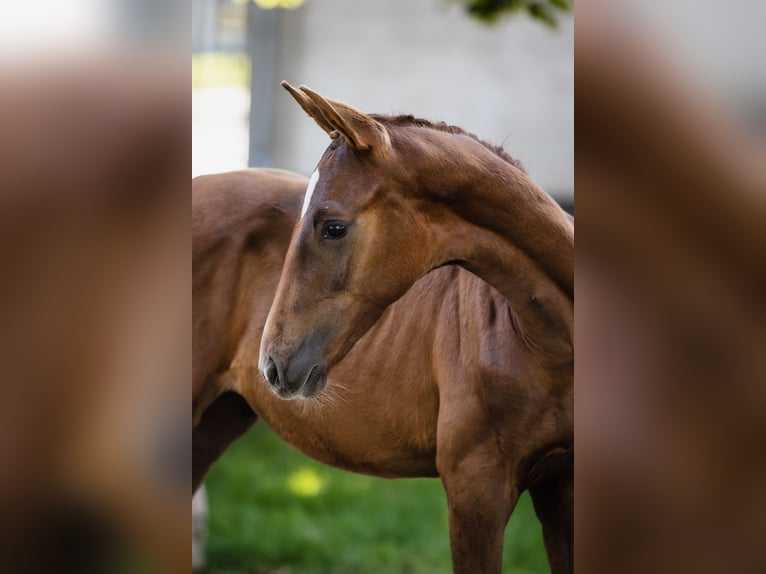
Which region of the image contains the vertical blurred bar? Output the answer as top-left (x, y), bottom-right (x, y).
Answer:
top-left (111, 0), bottom-right (188, 50)
top-left (0, 0), bottom-right (189, 571)
top-left (575, 1), bottom-right (766, 572)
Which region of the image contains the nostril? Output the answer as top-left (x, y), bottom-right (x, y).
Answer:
top-left (263, 356), bottom-right (280, 387)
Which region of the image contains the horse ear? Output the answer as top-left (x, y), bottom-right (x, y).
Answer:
top-left (281, 81), bottom-right (338, 137)
top-left (297, 85), bottom-right (391, 152)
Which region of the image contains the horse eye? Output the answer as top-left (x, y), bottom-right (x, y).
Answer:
top-left (321, 222), bottom-right (347, 239)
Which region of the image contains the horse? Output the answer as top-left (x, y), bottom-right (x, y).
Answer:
top-left (194, 116), bottom-right (572, 573)
top-left (193, 168), bottom-right (307, 486)
top-left (258, 84), bottom-right (574, 574)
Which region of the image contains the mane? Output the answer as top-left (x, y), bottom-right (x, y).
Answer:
top-left (370, 114), bottom-right (526, 173)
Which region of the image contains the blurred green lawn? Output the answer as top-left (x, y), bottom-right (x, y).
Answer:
top-left (202, 423), bottom-right (548, 574)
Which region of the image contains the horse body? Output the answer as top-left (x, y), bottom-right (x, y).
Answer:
top-left (245, 265), bottom-right (569, 480)
top-left (258, 85), bottom-right (573, 573)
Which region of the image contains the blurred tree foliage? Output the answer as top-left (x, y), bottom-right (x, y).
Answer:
top-left (457, 0), bottom-right (572, 26)
top-left (251, 0), bottom-right (305, 9)
top-left (246, 0), bottom-right (572, 27)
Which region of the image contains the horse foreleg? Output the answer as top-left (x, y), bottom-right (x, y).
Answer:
top-left (192, 391), bottom-right (257, 493)
top-left (438, 436), bottom-right (517, 574)
top-left (529, 451), bottom-right (574, 574)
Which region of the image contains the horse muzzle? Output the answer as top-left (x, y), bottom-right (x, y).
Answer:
top-left (260, 350), bottom-right (327, 400)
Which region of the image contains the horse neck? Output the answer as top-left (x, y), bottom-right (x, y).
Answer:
top-left (409, 135), bottom-right (574, 363)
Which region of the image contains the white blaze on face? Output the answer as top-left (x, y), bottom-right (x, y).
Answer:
top-left (301, 169), bottom-right (320, 218)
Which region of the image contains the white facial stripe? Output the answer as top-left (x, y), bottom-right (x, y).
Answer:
top-left (301, 169), bottom-right (320, 218)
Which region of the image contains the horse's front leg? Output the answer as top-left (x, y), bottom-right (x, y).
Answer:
top-left (437, 418), bottom-right (517, 574)
top-left (192, 391), bottom-right (257, 493)
top-left (529, 448), bottom-right (574, 574)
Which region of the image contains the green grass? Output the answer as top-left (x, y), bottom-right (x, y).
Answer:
top-left (192, 53), bottom-right (250, 89)
top-left (203, 424), bottom-right (548, 574)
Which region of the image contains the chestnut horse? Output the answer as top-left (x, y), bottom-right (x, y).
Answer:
top-left (259, 84), bottom-right (573, 574)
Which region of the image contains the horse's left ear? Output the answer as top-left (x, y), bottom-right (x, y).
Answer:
top-left (298, 85), bottom-right (391, 153)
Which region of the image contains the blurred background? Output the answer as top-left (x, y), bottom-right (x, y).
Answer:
top-left (575, 2), bottom-right (766, 573)
top-left (192, 0), bottom-right (572, 572)
top-left (1, 0), bottom-right (761, 572)
top-left (192, 0), bottom-right (573, 208)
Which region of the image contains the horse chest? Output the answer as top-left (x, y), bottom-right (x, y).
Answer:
top-left (254, 388), bottom-right (438, 478)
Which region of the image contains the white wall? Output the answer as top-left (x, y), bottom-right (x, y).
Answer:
top-left (270, 0), bottom-right (573, 199)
